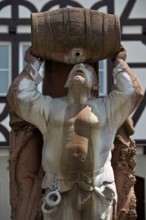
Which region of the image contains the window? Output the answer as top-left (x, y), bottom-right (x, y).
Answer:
top-left (0, 43), bottom-right (11, 96)
top-left (19, 42), bottom-right (31, 72)
top-left (99, 60), bottom-right (107, 96)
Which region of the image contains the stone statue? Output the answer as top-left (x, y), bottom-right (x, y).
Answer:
top-left (7, 44), bottom-right (143, 220)
top-left (9, 111), bottom-right (44, 220)
top-left (112, 117), bottom-right (137, 219)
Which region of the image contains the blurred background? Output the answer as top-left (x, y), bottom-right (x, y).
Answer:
top-left (0, 0), bottom-right (146, 219)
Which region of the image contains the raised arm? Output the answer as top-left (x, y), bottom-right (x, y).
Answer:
top-left (7, 47), bottom-right (52, 134)
top-left (105, 45), bottom-right (144, 133)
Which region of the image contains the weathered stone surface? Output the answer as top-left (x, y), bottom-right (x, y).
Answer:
top-left (112, 118), bottom-right (137, 219)
top-left (9, 112), bottom-right (44, 220)
top-left (31, 8), bottom-right (120, 63)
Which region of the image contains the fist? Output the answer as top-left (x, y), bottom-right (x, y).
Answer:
top-left (116, 45), bottom-right (127, 61)
top-left (112, 45), bottom-right (127, 65)
top-left (24, 47), bottom-right (43, 69)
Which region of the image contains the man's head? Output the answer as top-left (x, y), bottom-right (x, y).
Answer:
top-left (65, 63), bottom-right (98, 92)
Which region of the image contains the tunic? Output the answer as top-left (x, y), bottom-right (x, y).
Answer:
top-left (7, 61), bottom-right (142, 194)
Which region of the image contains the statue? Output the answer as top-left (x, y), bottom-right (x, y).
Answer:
top-left (9, 111), bottom-right (44, 220)
top-left (7, 46), bottom-right (143, 220)
top-left (7, 8), bottom-right (143, 220)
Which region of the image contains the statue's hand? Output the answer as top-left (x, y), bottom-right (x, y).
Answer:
top-left (112, 44), bottom-right (127, 66)
top-left (25, 46), bottom-right (43, 69)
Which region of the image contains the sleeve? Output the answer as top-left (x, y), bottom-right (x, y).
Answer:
top-left (7, 63), bottom-right (53, 135)
top-left (104, 60), bottom-right (143, 134)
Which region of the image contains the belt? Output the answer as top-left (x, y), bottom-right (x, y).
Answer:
top-left (58, 167), bottom-right (104, 184)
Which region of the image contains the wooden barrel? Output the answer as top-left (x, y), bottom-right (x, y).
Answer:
top-left (31, 8), bottom-right (121, 64)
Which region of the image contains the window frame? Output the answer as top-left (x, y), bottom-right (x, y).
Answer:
top-left (99, 60), bottom-right (107, 97)
top-left (0, 42), bottom-right (11, 97)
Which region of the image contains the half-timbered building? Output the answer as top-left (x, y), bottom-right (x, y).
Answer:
top-left (0, 0), bottom-right (146, 219)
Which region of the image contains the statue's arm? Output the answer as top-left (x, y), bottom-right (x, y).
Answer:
top-left (7, 47), bottom-right (52, 134)
top-left (105, 46), bottom-right (144, 133)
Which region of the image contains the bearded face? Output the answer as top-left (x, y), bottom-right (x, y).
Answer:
top-left (65, 63), bottom-right (98, 91)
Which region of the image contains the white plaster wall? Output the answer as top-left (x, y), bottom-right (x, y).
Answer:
top-left (0, 25), bottom-right (9, 33)
top-left (122, 25), bottom-right (142, 34)
top-left (114, 0), bottom-right (146, 18)
top-left (17, 25), bottom-right (31, 33)
top-left (122, 41), bottom-right (146, 63)
top-left (25, 0), bottom-right (107, 11)
top-left (132, 68), bottom-right (146, 140)
top-left (0, 5), bottom-right (11, 18)
top-left (114, 0), bottom-right (128, 16)
top-left (129, 0), bottom-right (146, 18)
